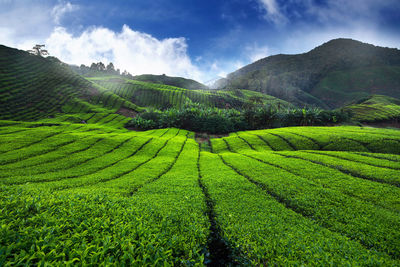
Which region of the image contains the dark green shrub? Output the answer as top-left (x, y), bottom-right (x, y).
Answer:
top-left (126, 103), bottom-right (352, 133)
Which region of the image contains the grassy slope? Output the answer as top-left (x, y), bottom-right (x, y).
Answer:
top-left (312, 66), bottom-right (400, 107)
top-left (0, 45), bottom-right (140, 122)
top-left (342, 94), bottom-right (400, 122)
top-left (89, 76), bottom-right (293, 109)
top-left (133, 73), bottom-right (209, 90)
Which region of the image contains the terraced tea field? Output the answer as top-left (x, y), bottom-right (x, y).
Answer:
top-left (1, 120), bottom-right (400, 265)
top-left (89, 76), bottom-right (291, 109)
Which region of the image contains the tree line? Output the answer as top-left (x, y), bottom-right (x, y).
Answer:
top-left (71, 62), bottom-right (134, 78)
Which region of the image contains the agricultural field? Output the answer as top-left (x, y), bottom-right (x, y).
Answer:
top-left (1, 119), bottom-right (400, 265)
top-left (89, 76), bottom-right (291, 110)
top-left (343, 94), bottom-right (400, 123)
top-left (1, 43), bottom-right (400, 265)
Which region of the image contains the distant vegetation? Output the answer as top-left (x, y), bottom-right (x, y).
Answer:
top-left (71, 63), bottom-right (208, 90)
top-left (343, 94), bottom-right (400, 123)
top-left (89, 76), bottom-right (291, 110)
top-left (133, 74), bottom-right (208, 90)
top-left (128, 103), bottom-right (350, 133)
top-left (217, 38), bottom-right (400, 108)
top-left (70, 62), bottom-right (133, 78)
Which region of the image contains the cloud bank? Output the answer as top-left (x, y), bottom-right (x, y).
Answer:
top-left (46, 25), bottom-right (202, 80)
top-left (1, 0), bottom-right (399, 82)
top-left (0, 1), bottom-right (204, 81)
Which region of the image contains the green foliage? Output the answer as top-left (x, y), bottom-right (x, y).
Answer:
top-left (0, 188), bottom-right (206, 265)
top-left (133, 73), bottom-right (208, 90)
top-left (343, 95), bottom-right (400, 122)
top-left (89, 76), bottom-right (292, 110)
top-left (199, 152), bottom-right (398, 265)
top-left (1, 120), bottom-right (400, 265)
top-left (128, 104), bottom-right (351, 134)
top-left (0, 45), bottom-right (140, 122)
top-left (212, 126), bottom-right (400, 154)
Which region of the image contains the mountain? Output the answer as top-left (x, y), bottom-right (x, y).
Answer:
top-left (132, 74), bottom-right (208, 90)
top-left (217, 39), bottom-right (400, 108)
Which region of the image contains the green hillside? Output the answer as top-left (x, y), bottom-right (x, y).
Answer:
top-left (0, 45), bottom-right (140, 121)
top-left (133, 73), bottom-right (209, 90)
top-left (89, 76), bottom-right (292, 110)
top-left (343, 94), bottom-right (400, 122)
top-left (217, 39), bottom-right (400, 108)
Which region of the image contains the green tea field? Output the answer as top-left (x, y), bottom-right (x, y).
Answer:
top-left (1, 119), bottom-right (400, 265)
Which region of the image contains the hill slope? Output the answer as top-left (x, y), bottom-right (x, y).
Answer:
top-left (0, 45), bottom-right (140, 121)
top-left (0, 44), bottom-right (292, 125)
top-left (89, 76), bottom-right (292, 110)
top-left (217, 39), bottom-right (400, 108)
top-left (343, 95), bottom-right (400, 123)
top-left (133, 74), bottom-right (208, 90)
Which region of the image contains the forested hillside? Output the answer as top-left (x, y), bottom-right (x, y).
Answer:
top-left (217, 39), bottom-right (400, 108)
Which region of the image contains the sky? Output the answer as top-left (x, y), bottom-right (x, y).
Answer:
top-left (1, 0), bottom-right (400, 83)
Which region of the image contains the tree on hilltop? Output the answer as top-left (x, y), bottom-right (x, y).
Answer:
top-left (27, 44), bottom-right (49, 56)
top-left (106, 62), bottom-right (115, 73)
top-left (90, 62), bottom-right (106, 71)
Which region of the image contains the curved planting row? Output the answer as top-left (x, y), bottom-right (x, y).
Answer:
top-left (90, 77), bottom-right (254, 109)
top-left (0, 46), bottom-right (93, 120)
top-left (211, 126), bottom-right (400, 154)
top-left (1, 121), bottom-right (400, 265)
top-left (198, 151), bottom-right (399, 265)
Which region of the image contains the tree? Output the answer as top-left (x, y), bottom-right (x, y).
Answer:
top-left (97, 62), bottom-right (106, 71)
top-left (27, 44), bottom-right (49, 56)
top-left (106, 62), bottom-right (115, 73)
top-left (90, 63), bottom-right (98, 70)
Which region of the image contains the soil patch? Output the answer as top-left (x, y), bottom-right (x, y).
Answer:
top-left (116, 107), bottom-right (137, 118)
top-left (362, 120), bottom-right (400, 129)
top-left (195, 132), bottom-right (228, 152)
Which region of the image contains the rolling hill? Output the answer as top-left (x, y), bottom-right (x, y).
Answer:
top-left (0, 45), bottom-right (140, 122)
top-left (132, 74), bottom-right (209, 90)
top-left (0, 44), bottom-right (292, 126)
top-left (88, 76), bottom-right (292, 110)
top-left (343, 94), bottom-right (400, 123)
top-left (216, 38), bottom-right (400, 108)
top-left (1, 43), bottom-right (400, 265)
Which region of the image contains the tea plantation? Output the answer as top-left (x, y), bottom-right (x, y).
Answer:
top-left (1, 119), bottom-right (400, 265)
top-left (1, 44), bottom-right (400, 265)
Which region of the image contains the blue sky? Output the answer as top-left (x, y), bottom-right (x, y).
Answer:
top-left (1, 0), bottom-right (400, 82)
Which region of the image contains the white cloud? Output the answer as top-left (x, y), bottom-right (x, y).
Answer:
top-left (257, 0), bottom-right (287, 25)
top-left (299, 0), bottom-right (398, 27)
top-left (245, 43), bottom-right (269, 62)
top-left (51, 1), bottom-right (79, 25)
top-left (0, 1), bottom-right (54, 48)
top-left (46, 25), bottom-right (203, 81)
top-left (0, 1), bottom-right (206, 81)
